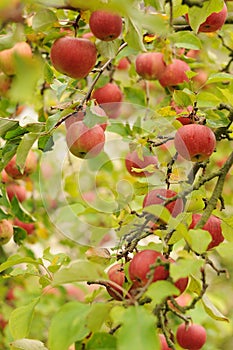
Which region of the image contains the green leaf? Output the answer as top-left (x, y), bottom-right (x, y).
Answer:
top-left (173, 89), bottom-right (195, 108)
top-left (0, 255), bottom-right (41, 273)
top-left (221, 217), bottom-right (233, 242)
top-left (133, 181), bottom-right (151, 196)
top-left (197, 91), bottom-right (221, 108)
top-left (9, 298), bottom-right (40, 339)
top-left (86, 303), bottom-right (113, 332)
top-left (117, 306), bottom-right (160, 350)
top-left (32, 9), bottom-right (58, 32)
top-left (13, 226), bottom-right (27, 245)
top-left (170, 256), bottom-right (203, 281)
top-left (170, 31), bottom-right (202, 50)
top-left (11, 196), bottom-right (36, 223)
top-left (0, 118), bottom-right (19, 138)
top-left (146, 281), bottom-right (179, 304)
top-left (38, 135), bottom-right (54, 151)
top-left (48, 302), bottom-right (91, 350)
top-left (124, 18), bottom-right (145, 51)
top-left (83, 107), bottom-right (108, 129)
top-left (202, 295), bottom-right (229, 322)
top-left (205, 73), bottom-right (233, 85)
top-left (188, 274), bottom-right (202, 295)
top-left (124, 87), bottom-right (146, 106)
top-left (16, 134), bottom-right (38, 173)
top-left (96, 40), bottom-right (121, 59)
top-left (143, 204), bottom-right (171, 224)
top-left (10, 338), bottom-right (48, 350)
top-left (86, 333), bottom-right (117, 350)
top-left (186, 229), bottom-right (212, 254)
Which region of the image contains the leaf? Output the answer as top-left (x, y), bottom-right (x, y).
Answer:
top-left (96, 40), bottom-right (121, 59)
top-left (146, 281), bottom-right (179, 304)
top-left (9, 298), bottom-right (40, 339)
top-left (186, 229), bottom-right (212, 254)
top-left (10, 338), bottom-right (48, 350)
top-left (48, 302), bottom-right (91, 350)
top-left (221, 217), bottom-right (233, 242)
top-left (170, 31), bottom-right (202, 50)
top-left (143, 204), bottom-right (171, 224)
top-left (133, 181), bottom-right (151, 196)
top-left (205, 73), bottom-right (233, 85)
top-left (83, 108), bottom-right (108, 129)
top-left (32, 9), bottom-right (58, 32)
top-left (0, 255), bottom-right (41, 273)
top-left (38, 135), bottom-right (54, 151)
top-left (0, 118), bottom-right (19, 138)
top-left (11, 196), bottom-right (36, 223)
top-left (170, 257), bottom-right (203, 281)
top-left (117, 306), bottom-right (160, 350)
top-left (197, 91), bottom-right (221, 108)
top-left (86, 304), bottom-right (113, 333)
top-left (124, 17), bottom-right (145, 51)
top-left (86, 333), bottom-right (117, 350)
top-left (13, 226), bottom-right (27, 245)
top-left (16, 133), bottom-right (38, 173)
top-left (188, 274), bottom-right (202, 294)
top-left (173, 89), bottom-right (195, 108)
top-left (202, 295), bottom-right (229, 322)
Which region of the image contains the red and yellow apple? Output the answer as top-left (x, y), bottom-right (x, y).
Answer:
top-left (159, 59), bottom-right (190, 87)
top-left (0, 42), bottom-right (32, 76)
top-left (125, 150), bottom-right (158, 177)
top-left (89, 10), bottom-right (122, 41)
top-left (5, 150), bottom-right (37, 179)
top-left (106, 263), bottom-right (125, 300)
top-left (13, 218), bottom-right (35, 235)
top-left (6, 183), bottom-right (27, 202)
top-left (0, 219), bottom-right (14, 245)
top-left (135, 52), bottom-right (166, 80)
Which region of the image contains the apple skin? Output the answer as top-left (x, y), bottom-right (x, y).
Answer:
top-left (89, 10), bottom-right (122, 41)
top-left (6, 183), bottom-right (27, 202)
top-left (92, 83), bottom-right (123, 119)
top-left (1, 169), bottom-right (11, 183)
top-left (159, 59), bottom-right (190, 87)
top-left (129, 250), bottom-right (169, 287)
top-left (125, 150), bottom-right (158, 177)
top-left (0, 219), bottom-right (14, 245)
top-left (5, 150), bottom-right (37, 179)
top-left (174, 124), bottom-right (216, 162)
top-left (66, 121), bottom-right (105, 159)
top-left (189, 214), bottom-right (224, 250)
top-left (176, 323), bottom-right (207, 350)
top-left (13, 218), bottom-right (35, 235)
top-left (65, 105), bottom-right (107, 131)
top-left (117, 57), bottom-right (130, 70)
top-left (143, 188), bottom-right (184, 218)
top-left (106, 263), bottom-right (125, 300)
top-left (50, 37), bottom-right (97, 79)
top-left (0, 42), bottom-right (32, 76)
top-left (176, 116), bottom-right (192, 125)
top-left (174, 277), bottom-right (189, 295)
top-left (159, 334), bottom-right (172, 350)
top-left (135, 52), bottom-right (166, 80)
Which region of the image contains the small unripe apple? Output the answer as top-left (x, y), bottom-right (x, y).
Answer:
top-left (92, 83), bottom-right (123, 119)
top-left (0, 219), bottom-right (14, 245)
top-left (129, 250), bottom-right (169, 287)
top-left (159, 59), bottom-right (190, 87)
top-left (89, 10), bottom-right (122, 41)
top-left (0, 42), bottom-right (32, 76)
top-left (66, 121), bottom-right (105, 159)
top-left (50, 37), bottom-right (97, 79)
top-left (176, 323), bottom-right (207, 350)
top-left (65, 105), bottom-right (107, 130)
top-left (13, 218), bottom-right (35, 235)
top-left (174, 124), bottom-right (216, 162)
top-left (189, 214), bottom-right (224, 250)
top-left (125, 150), bottom-right (158, 177)
top-left (143, 188), bottom-right (184, 218)
top-left (159, 334), bottom-right (172, 350)
top-left (6, 183), bottom-right (27, 202)
top-left (5, 150), bottom-right (37, 179)
top-left (135, 52), bottom-right (166, 80)
top-left (106, 263), bottom-right (125, 300)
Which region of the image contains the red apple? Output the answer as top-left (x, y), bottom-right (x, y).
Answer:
top-left (117, 57), bottom-right (130, 70)
top-left (159, 334), bottom-right (172, 350)
top-left (92, 82), bottom-right (123, 119)
top-left (143, 188), bottom-right (184, 218)
top-left (189, 214), bottom-right (224, 250)
top-left (66, 121), bottom-right (105, 159)
top-left (89, 10), bottom-right (122, 41)
top-left (50, 37), bottom-right (97, 79)
top-left (186, 49), bottom-right (200, 58)
top-left (129, 250), bottom-right (169, 287)
top-left (174, 277), bottom-right (189, 295)
top-left (5, 150), bottom-right (37, 179)
top-left (0, 314), bottom-right (7, 330)
top-left (159, 59), bottom-right (190, 87)
top-left (176, 323), bottom-right (207, 350)
top-left (6, 183), bottom-right (27, 202)
top-left (135, 52), bottom-right (166, 80)
top-left (174, 124), bottom-right (216, 162)
top-left (65, 105), bottom-right (107, 130)
top-left (0, 42), bottom-right (32, 76)
top-left (0, 219), bottom-right (14, 245)
top-left (125, 150), bottom-right (158, 177)
top-left (13, 218), bottom-right (35, 235)
top-left (106, 263), bottom-right (125, 300)
top-left (1, 169), bottom-right (11, 183)
top-left (176, 117), bottom-right (192, 125)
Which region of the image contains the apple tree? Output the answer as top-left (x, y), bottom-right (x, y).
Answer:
top-left (0, 0), bottom-right (233, 349)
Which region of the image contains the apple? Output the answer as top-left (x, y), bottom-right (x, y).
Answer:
top-left (125, 150), bottom-right (158, 177)
top-left (0, 72), bottom-right (11, 96)
top-left (13, 218), bottom-right (35, 235)
top-left (106, 263), bottom-right (125, 300)
top-left (129, 250), bottom-right (169, 287)
top-left (186, 3), bottom-right (227, 33)
top-left (0, 314), bottom-right (7, 330)
top-left (143, 188), bottom-right (184, 218)
top-left (89, 10), bottom-right (122, 41)
top-left (65, 105), bottom-right (107, 130)
top-left (174, 124), bottom-right (216, 162)
top-left (65, 284), bottom-right (86, 302)
top-left (92, 82), bottom-right (123, 119)
top-left (176, 117), bottom-right (192, 125)
top-left (117, 57), bottom-right (130, 70)
top-left (158, 59), bottom-right (190, 87)
top-left (189, 214), bottom-right (224, 250)
top-left (6, 183), bottom-right (27, 202)
top-left (0, 42), bottom-right (32, 76)
top-left (1, 169), bottom-right (11, 183)
top-left (174, 277), bottom-right (189, 295)
top-left (5, 150), bottom-right (37, 179)
top-left (176, 323), bottom-right (206, 350)
top-left (0, 219), bottom-right (14, 245)
top-left (66, 121), bottom-right (105, 159)
top-left (50, 37), bottom-right (97, 79)
top-left (159, 334), bottom-right (172, 350)
top-left (135, 52), bottom-right (166, 80)
top-left (0, 0), bottom-right (23, 24)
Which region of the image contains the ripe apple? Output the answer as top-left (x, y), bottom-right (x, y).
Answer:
top-left (158, 59), bottom-right (190, 87)
top-left (13, 218), bottom-right (35, 235)
top-left (176, 323), bottom-right (206, 350)
top-left (92, 82), bottom-right (123, 119)
top-left (65, 105), bottom-right (107, 130)
top-left (125, 150), bottom-right (158, 177)
top-left (117, 57), bottom-right (130, 70)
top-left (129, 250), bottom-right (169, 287)
top-left (143, 188), bottom-right (184, 218)
top-left (135, 52), bottom-right (166, 80)
top-left (106, 263), bottom-right (125, 300)
top-left (6, 183), bottom-right (27, 202)
top-left (89, 10), bottom-right (122, 41)
top-left (189, 214), bottom-right (224, 250)
top-left (0, 219), bottom-right (14, 245)
top-left (5, 150), bottom-right (37, 179)
top-left (0, 42), bottom-right (32, 76)
top-left (50, 37), bottom-right (97, 79)
top-left (174, 277), bottom-right (189, 295)
top-left (159, 334), bottom-right (172, 350)
top-left (66, 121), bottom-right (105, 159)
top-left (174, 124), bottom-right (216, 162)
top-left (1, 169), bottom-right (11, 183)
